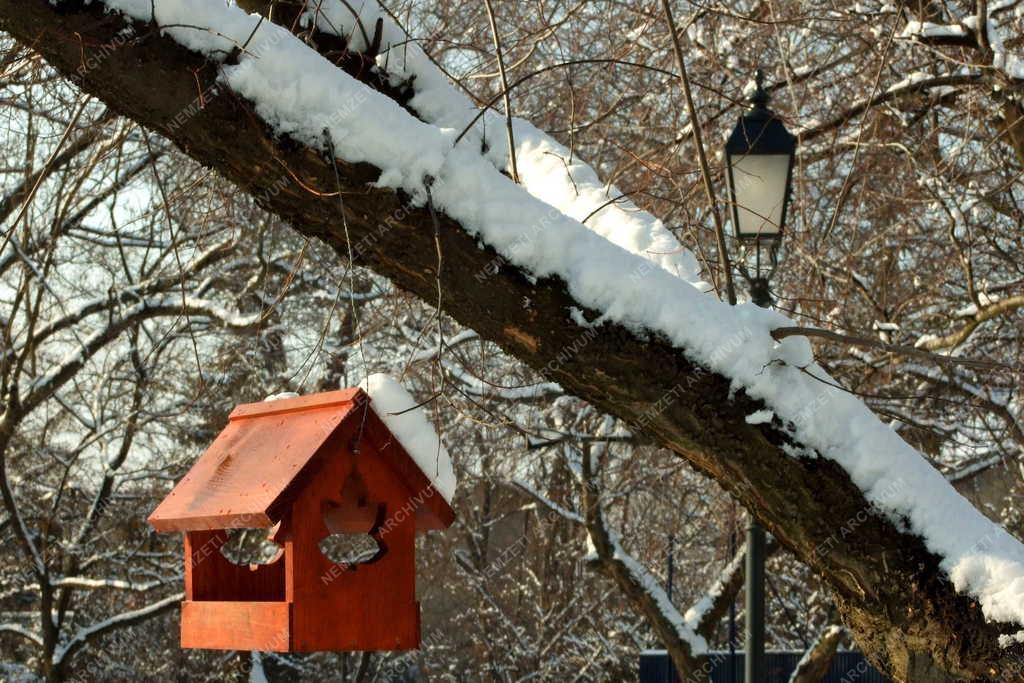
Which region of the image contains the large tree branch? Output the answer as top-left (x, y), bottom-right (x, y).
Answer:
top-left (1, 3), bottom-right (1020, 680)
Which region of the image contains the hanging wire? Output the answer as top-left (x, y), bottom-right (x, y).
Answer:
top-left (324, 128), bottom-right (370, 443)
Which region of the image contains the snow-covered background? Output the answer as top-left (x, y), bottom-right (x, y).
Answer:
top-left (1, 0), bottom-right (1022, 679)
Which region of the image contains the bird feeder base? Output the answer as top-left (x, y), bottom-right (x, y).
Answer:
top-left (180, 599), bottom-right (421, 652)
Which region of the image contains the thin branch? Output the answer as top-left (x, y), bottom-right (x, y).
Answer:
top-left (0, 623), bottom-right (42, 646)
top-left (914, 295), bottom-right (1024, 352)
top-left (482, 0), bottom-right (519, 183)
top-left (52, 592), bottom-right (182, 667)
top-left (770, 325), bottom-right (1002, 370)
top-left (976, 0), bottom-right (992, 55)
top-left (800, 74), bottom-right (985, 142)
top-left (661, 1), bottom-right (735, 305)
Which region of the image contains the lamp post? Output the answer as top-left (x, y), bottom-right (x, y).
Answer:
top-left (723, 70), bottom-right (796, 683)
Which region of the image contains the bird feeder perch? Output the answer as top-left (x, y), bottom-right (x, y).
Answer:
top-left (148, 388), bottom-right (455, 652)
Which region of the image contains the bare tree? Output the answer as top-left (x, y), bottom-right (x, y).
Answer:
top-left (0, 1), bottom-right (1022, 681)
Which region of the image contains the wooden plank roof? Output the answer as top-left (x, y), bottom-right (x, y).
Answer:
top-left (148, 389), bottom-right (454, 533)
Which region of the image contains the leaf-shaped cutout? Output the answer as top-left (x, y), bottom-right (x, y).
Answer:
top-left (219, 525), bottom-right (282, 566)
top-left (318, 532), bottom-right (383, 567)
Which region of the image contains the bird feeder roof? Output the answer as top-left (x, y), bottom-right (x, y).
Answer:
top-left (148, 389), bottom-right (455, 533)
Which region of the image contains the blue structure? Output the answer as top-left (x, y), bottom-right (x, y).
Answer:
top-left (638, 650), bottom-right (891, 683)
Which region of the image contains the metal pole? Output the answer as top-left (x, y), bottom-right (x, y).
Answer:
top-left (667, 534), bottom-right (675, 603)
top-left (728, 527), bottom-right (738, 683)
top-left (745, 518), bottom-right (766, 683)
top-left (666, 534), bottom-right (675, 683)
top-left (745, 276), bottom-right (771, 683)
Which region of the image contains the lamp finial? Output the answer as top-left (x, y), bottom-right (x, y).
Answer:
top-left (751, 68), bottom-right (770, 110)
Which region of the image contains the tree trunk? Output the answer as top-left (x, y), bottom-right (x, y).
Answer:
top-left (1, 2), bottom-right (1021, 680)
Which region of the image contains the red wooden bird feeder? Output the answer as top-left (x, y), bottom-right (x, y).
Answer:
top-left (148, 387), bottom-right (455, 652)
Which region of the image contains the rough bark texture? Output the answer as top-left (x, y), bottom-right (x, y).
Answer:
top-left (2, 2), bottom-right (1022, 680)
top-left (789, 626), bottom-right (845, 683)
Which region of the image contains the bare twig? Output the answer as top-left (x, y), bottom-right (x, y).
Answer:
top-left (914, 295), bottom-right (1024, 352)
top-left (770, 325), bottom-right (1002, 370)
top-left (660, 0), bottom-right (736, 304)
top-left (976, 0), bottom-right (992, 56)
top-left (482, 0), bottom-right (519, 183)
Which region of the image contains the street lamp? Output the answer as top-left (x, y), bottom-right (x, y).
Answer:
top-left (724, 70), bottom-right (796, 683)
top-left (724, 70), bottom-right (797, 308)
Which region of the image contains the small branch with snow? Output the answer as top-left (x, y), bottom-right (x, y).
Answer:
top-left (770, 325), bottom-right (1001, 370)
top-left (21, 295), bottom-right (260, 414)
top-left (49, 576), bottom-right (171, 592)
top-left (52, 592), bottom-right (182, 668)
top-left (580, 481), bottom-right (709, 678)
top-left (0, 622), bottom-right (43, 646)
top-left (914, 294), bottom-right (1024, 352)
top-left (788, 625), bottom-right (846, 683)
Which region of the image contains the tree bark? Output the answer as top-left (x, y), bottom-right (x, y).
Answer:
top-left (789, 625), bottom-right (845, 683)
top-left (1, 2), bottom-right (1021, 680)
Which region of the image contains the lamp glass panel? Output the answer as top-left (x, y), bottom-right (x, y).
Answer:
top-left (728, 153), bottom-right (790, 239)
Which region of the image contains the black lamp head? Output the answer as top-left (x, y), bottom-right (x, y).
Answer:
top-left (723, 70), bottom-right (798, 249)
top-left (725, 75), bottom-right (796, 157)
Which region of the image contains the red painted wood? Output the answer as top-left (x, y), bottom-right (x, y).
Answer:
top-left (228, 388), bottom-right (365, 421)
top-left (151, 387), bottom-right (455, 652)
top-left (148, 394), bottom-right (362, 532)
top-left (323, 466), bottom-right (380, 534)
top-left (184, 529), bottom-right (285, 602)
top-left (360, 407), bottom-right (456, 531)
top-left (287, 438), bottom-right (419, 650)
top-left (181, 601), bottom-right (292, 651)
top-left (150, 389), bottom-right (453, 533)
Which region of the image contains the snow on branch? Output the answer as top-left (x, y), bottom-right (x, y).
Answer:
top-left (293, 0), bottom-right (705, 287)
top-left (52, 592), bottom-right (183, 666)
top-left (511, 479), bottom-right (584, 525)
top-left (899, 11), bottom-right (1024, 81)
top-left (6, 237), bottom-right (236, 371)
top-left (799, 74), bottom-right (983, 140)
top-left (584, 521), bottom-right (709, 652)
top-left (900, 20), bottom-right (969, 40)
top-left (23, 295), bottom-right (260, 412)
top-left (440, 359), bottom-right (563, 401)
top-left (914, 294), bottom-right (1024, 351)
top-left (49, 576), bottom-right (170, 592)
top-left (578, 454), bottom-right (709, 675)
top-left (406, 329), bottom-right (479, 363)
top-left (683, 540), bottom-right (748, 636)
top-left (788, 624), bottom-right (846, 683)
top-left (516, 468), bottom-right (758, 671)
top-left (0, 622), bottom-right (43, 646)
